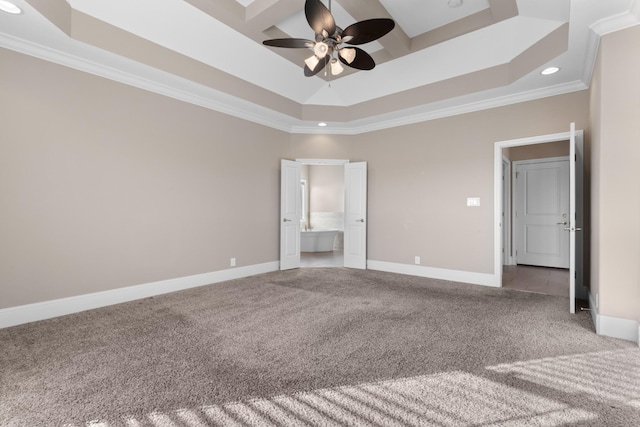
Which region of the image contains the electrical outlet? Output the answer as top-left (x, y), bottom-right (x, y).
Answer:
top-left (595, 292), bottom-right (599, 309)
top-left (230, 258), bottom-right (236, 267)
top-left (415, 256), bottom-right (421, 265)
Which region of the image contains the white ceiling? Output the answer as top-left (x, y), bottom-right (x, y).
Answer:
top-left (0, 0), bottom-right (639, 134)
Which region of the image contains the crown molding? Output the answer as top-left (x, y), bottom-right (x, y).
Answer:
top-left (590, 0), bottom-right (640, 37)
top-left (290, 80), bottom-right (588, 135)
top-left (0, 31), bottom-right (591, 137)
top-left (0, 33), bottom-right (296, 133)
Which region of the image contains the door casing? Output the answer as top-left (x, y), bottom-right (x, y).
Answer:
top-left (494, 126), bottom-right (585, 313)
top-left (282, 159), bottom-right (367, 270)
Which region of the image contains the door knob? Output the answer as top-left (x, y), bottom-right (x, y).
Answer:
top-left (283, 218), bottom-right (292, 222)
top-left (357, 218), bottom-right (365, 223)
top-left (557, 221), bottom-right (567, 225)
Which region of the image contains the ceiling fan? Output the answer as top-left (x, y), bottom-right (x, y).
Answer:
top-left (263, 0), bottom-right (395, 77)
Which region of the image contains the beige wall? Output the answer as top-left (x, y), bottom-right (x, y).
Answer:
top-left (0, 48), bottom-right (290, 309)
top-left (589, 25), bottom-right (640, 322)
top-left (0, 46), bottom-right (599, 314)
top-left (353, 93), bottom-right (589, 273)
top-left (507, 141), bottom-right (570, 161)
top-left (309, 165), bottom-right (344, 212)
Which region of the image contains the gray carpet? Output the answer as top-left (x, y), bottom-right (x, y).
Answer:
top-left (1, 268), bottom-right (639, 426)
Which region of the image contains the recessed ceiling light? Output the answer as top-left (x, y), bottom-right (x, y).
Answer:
top-left (448, 0), bottom-right (463, 8)
top-left (541, 66), bottom-right (560, 75)
top-left (318, 122), bottom-right (327, 127)
top-left (0, 1), bottom-right (21, 14)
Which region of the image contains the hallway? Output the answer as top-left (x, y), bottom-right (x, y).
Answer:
top-left (503, 265), bottom-right (569, 297)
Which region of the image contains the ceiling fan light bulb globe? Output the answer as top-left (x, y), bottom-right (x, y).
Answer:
top-left (339, 48), bottom-right (356, 64)
top-left (331, 59), bottom-right (344, 75)
top-left (305, 55), bottom-right (320, 70)
top-left (314, 42), bottom-right (329, 58)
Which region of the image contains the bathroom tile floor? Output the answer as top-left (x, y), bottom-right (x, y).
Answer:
top-left (301, 250), bottom-right (344, 268)
top-left (502, 264), bottom-right (569, 297)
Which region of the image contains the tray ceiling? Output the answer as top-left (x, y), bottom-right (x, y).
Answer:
top-left (1, 0), bottom-right (639, 133)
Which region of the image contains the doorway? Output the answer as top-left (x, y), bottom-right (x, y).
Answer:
top-left (494, 125), bottom-right (586, 313)
top-left (280, 159), bottom-right (367, 270)
top-left (300, 161), bottom-right (345, 268)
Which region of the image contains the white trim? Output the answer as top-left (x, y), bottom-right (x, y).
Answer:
top-left (291, 81), bottom-right (588, 136)
top-left (589, 291), bottom-right (639, 344)
top-left (501, 156), bottom-right (514, 266)
top-left (295, 159), bottom-right (350, 165)
top-left (0, 261), bottom-right (279, 329)
top-left (0, 33), bottom-right (590, 136)
top-left (512, 156), bottom-right (569, 166)
top-left (494, 130), bottom-right (583, 289)
top-left (367, 260), bottom-right (499, 288)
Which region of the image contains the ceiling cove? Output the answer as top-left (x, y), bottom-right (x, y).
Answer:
top-left (0, 0), bottom-right (638, 134)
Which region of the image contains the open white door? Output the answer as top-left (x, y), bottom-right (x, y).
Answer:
top-left (344, 162), bottom-right (367, 269)
top-left (568, 123), bottom-right (587, 313)
top-left (280, 159), bottom-right (301, 270)
top-left (569, 124), bottom-right (576, 313)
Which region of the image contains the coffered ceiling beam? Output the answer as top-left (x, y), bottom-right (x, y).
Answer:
top-left (246, 0), bottom-right (303, 32)
top-left (337, 0), bottom-right (411, 57)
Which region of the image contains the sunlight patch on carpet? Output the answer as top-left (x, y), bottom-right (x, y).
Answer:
top-left (487, 348), bottom-right (640, 406)
top-left (70, 361), bottom-right (609, 426)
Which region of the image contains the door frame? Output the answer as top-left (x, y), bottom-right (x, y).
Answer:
top-left (493, 129), bottom-right (584, 288)
top-left (292, 159), bottom-right (367, 269)
top-left (502, 156), bottom-right (514, 266)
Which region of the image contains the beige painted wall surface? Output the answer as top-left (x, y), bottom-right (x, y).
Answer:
top-left (309, 165), bottom-right (344, 212)
top-left (590, 26), bottom-right (640, 321)
top-left (508, 141), bottom-right (569, 161)
top-left (0, 48), bottom-right (289, 308)
top-left (350, 92), bottom-right (590, 274)
top-left (290, 134), bottom-right (353, 160)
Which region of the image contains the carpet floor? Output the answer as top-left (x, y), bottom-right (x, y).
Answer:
top-left (1, 268), bottom-right (639, 426)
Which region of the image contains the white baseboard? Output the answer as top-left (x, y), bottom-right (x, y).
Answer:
top-left (0, 261), bottom-right (279, 329)
top-left (367, 260), bottom-right (499, 287)
top-left (589, 291), bottom-right (639, 344)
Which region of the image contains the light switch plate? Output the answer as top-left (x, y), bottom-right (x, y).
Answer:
top-left (467, 197), bottom-right (480, 207)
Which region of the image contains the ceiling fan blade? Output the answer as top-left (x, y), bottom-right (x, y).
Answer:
top-left (263, 38), bottom-right (314, 49)
top-left (304, 55), bottom-right (331, 77)
top-left (342, 18), bottom-right (395, 45)
top-left (339, 47), bottom-right (375, 70)
top-left (305, 0), bottom-right (336, 37)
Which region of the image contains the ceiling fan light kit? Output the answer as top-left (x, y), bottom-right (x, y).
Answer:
top-left (263, 0), bottom-right (395, 77)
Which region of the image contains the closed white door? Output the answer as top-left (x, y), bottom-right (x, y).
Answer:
top-left (344, 162), bottom-right (367, 269)
top-left (280, 159), bottom-right (301, 270)
top-left (515, 158), bottom-right (569, 269)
